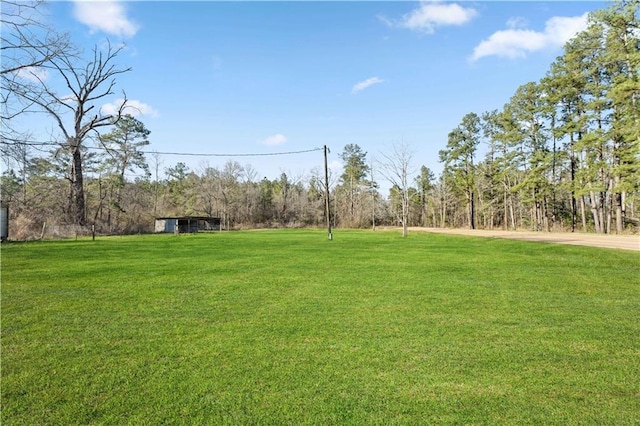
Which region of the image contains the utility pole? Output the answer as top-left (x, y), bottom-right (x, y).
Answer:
top-left (370, 159), bottom-right (376, 231)
top-left (324, 145), bottom-right (332, 240)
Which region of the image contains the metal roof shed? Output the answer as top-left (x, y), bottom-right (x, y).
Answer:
top-left (0, 202), bottom-right (8, 241)
top-left (154, 216), bottom-right (221, 233)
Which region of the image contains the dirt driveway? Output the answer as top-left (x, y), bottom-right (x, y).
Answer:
top-left (410, 227), bottom-right (639, 252)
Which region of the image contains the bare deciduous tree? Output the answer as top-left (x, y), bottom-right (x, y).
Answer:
top-left (378, 142), bottom-right (416, 237)
top-left (18, 42), bottom-right (131, 225)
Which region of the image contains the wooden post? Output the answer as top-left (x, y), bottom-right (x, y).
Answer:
top-left (324, 145), bottom-right (332, 240)
top-left (370, 160), bottom-right (376, 231)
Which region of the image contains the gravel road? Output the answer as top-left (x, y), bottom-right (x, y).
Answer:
top-left (410, 228), bottom-right (640, 252)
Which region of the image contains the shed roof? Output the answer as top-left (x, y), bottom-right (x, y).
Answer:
top-left (155, 216), bottom-right (220, 221)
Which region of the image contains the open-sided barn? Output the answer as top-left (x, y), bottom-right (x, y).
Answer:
top-left (1, 202), bottom-right (8, 241)
top-left (154, 216), bottom-right (222, 233)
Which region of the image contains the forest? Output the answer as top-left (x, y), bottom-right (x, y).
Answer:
top-left (1, 1), bottom-right (638, 239)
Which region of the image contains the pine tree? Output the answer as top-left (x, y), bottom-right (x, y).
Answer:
top-left (337, 144), bottom-right (370, 227)
top-left (592, 0), bottom-right (640, 232)
top-left (439, 112), bottom-right (481, 229)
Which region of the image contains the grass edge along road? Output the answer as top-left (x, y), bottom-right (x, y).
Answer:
top-left (413, 227), bottom-right (640, 251)
top-left (2, 230), bottom-right (639, 424)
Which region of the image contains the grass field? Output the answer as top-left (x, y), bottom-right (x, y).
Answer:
top-left (2, 229), bottom-right (639, 424)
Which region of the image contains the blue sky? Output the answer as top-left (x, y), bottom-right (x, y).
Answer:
top-left (31, 1), bottom-right (607, 185)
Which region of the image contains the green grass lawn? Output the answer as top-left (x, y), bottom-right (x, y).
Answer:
top-left (2, 229), bottom-right (639, 425)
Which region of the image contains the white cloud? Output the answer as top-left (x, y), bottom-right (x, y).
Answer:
top-left (262, 133), bottom-right (287, 146)
top-left (471, 13), bottom-right (589, 61)
top-left (13, 66), bottom-right (48, 83)
top-left (352, 77), bottom-right (384, 94)
top-left (506, 17), bottom-right (528, 30)
top-left (381, 1), bottom-right (478, 34)
top-left (545, 15), bottom-right (590, 44)
top-left (101, 99), bottom-right (158, 117)
top-left (73, 0), bottom-right (139, 38)
top-left (471, 30), bottom-right (548, 60)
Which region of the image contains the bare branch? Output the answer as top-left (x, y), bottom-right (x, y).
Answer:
top-left (1, 1), bottom-right (73, 77)
top-left (378, 142), bottom-right (417, 237)
top-left (4, 30), bottom-right (132, 224)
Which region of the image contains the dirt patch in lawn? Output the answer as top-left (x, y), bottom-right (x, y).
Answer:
top-left (408, 227), bottom-right (639, 252)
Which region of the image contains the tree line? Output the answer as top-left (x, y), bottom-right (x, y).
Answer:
top-left (440, 1), bottom-right (639, 234)
top-left (1, 1), bottom-right (638, 239)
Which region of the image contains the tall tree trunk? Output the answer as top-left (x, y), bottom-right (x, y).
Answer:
top-left (551, 122), bottom-right (558, 231)
top-left (402, 194), bottom-right (408, 237)
top-left (570, 139), bottom-right (577, 232)
top-left (604, 177), bottom-right (612, 234)
top-left (543, 196), bottom-right (549, 232)
top-left (468, 190), bottom-right (475, 230)
top-left (588, 190), bottom-right (601, 233)
top-left (107, 187), bottom-right (112, 230)
top-left (431, 204), bottom-right (436, 228)
top-left (580, 196), bottom-right (587, 231)
top-left (615, 175), bottom-right (623, 233)
top-left (503, 184), bottom-right (508, 231)
top-left (599, 190), bottom-right (606, 234)
top-left (509, 194), bottom-right (516, 230)
top-left (532, 189), bottom-right (538, 231)
top-left (71, 147), bottom-right (85, 226)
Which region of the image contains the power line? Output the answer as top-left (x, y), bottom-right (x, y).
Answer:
top-left (140, 147), bottom-right (323, 157)
top-left (0, 141), bottom-right (56, 147)
top-left (0, 140), bottom-right (323, 157)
